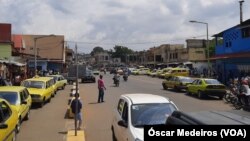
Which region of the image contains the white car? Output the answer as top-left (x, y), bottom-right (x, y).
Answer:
top-left (111, 93), bottom-right (178, 141)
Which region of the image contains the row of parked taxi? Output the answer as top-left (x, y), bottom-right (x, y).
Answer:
top-left (132, 67), bottom-right (226, 100)
top-left (131, 67), bottom-right (189, 79)
top-left (0, 75), bottom-right (67, 141)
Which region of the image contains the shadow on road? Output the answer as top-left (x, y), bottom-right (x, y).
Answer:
top-left (89, 102), bottom-right (100, 104)
top-left (185, 93), bottom-right (222, 101)
top-left (58, 131), bottom-right (68, 135)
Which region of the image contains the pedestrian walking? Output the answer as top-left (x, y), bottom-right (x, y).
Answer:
top-left (70, 93), bottom-right (83, 130)
top-left (98, 75), bottom-right (106, 103)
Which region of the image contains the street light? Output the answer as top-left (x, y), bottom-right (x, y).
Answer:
top-left (190, 20), bottom-right (210, 71)
top-left (34, 34), bottom-right (55, 76)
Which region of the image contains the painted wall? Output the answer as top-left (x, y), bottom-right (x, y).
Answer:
top-left (0, 44), bottom-right (11, 59)
top-left (215, 27), bottom-right (250, 55)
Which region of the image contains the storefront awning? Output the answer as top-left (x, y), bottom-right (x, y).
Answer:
top-left (0, 59), bottom-right (26, 66)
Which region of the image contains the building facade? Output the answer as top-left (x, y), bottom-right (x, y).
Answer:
top-left (213, 19), bottom-right (250, 83)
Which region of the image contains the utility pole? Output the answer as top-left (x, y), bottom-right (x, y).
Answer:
top-left (74, 43), bottom-right (79, 136)
top-left (239, 0), bottom-right (244, 24)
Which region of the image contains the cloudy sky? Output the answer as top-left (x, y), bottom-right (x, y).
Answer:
top-left (0, 0), bottom-right (249, 53)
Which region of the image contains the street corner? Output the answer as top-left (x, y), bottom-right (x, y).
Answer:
top-left (67, 130), bottom-right (85, 141)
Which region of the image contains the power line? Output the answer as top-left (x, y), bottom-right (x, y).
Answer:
top-left (65, 34), bottom-right (213, 47)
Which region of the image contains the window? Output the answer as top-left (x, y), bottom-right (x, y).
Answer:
top-left (198, 80), bottom-right (202, 85)
top-left (117, 99), bottom-right (125, 115)
top-left (242, 27), bottom-right (250, 38)
top-left (226, 42), bottom-right (228, 47)
top-left (122, 102), bottom-right (128, 123)
top-left (20, 91), bottom-right (25, 102)
top-left (0, 101), bottom-right (12, 122)
top-left (23, 89), bottom-right (30, 99)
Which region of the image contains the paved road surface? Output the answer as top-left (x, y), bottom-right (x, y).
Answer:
top-left (17, 74), bottom-right (233, 141)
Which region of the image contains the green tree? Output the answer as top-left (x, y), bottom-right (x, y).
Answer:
top-left (111, 45), bottom-right (134, 62)
top-left (90, 46), bottom-right (105, 56)
top-left (208, 38), bottom-right (216, 57)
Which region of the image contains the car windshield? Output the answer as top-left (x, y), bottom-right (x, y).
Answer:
top-left (0, 92), bottom-right (18, 105)
top-left (204, 79), bottom-right (221, 85)
top-left (49, 76), bottom-right (58, 82)
top-left (131, 103), bottom-right (177, 127)
top-left (180, 77), bottom-right (193, 83)
top-left (23, 81), bottom-right (45, 89)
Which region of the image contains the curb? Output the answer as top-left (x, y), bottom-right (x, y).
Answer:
top-left (67, 130), bottom-right (85, 141)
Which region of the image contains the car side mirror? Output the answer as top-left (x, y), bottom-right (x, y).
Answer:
top-left (118, 120), bottom-right (128, 128)
top-left (22, 101), bottom-right (27, 104)
top-left (0, 123), bottom-right (8, 129)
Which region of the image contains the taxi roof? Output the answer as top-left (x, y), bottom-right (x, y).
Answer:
top-left (122, 93), bottom-right (170, 104)
top-left (0, 86), bottom-right (26, 92)
top-left (24, 76), bottom-right (53, 82)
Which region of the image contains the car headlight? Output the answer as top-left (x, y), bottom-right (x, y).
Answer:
top-left (135, 138), bottom-right (142, 141)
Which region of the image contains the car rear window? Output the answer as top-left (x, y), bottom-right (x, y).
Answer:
top-left (23, 81), bottom-right (45, 89)
top-left (204, 79), bottom-right (221, 85)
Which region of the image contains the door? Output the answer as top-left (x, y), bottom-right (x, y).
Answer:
top-left (120, 102), bottom-right (129, 141)
top-left (189, 79), bottom-right (198, 93)
top-left (194, 80), bottom-right (202, 94)
top-left (113, 98), bottom-right (129, 141)
top-left (19, 91), bottom-right (27, 119)
top-left (113, 98), bottom-right (125, 141)
top-left (0, 101), bottom-right (15, 141)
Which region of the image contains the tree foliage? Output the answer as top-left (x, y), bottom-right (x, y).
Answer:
top-left (90, 46), bottom-right (105, 56)
top-left (111, 45), bottom-right (134, 62)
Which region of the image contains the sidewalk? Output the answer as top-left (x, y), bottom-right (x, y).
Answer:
top-left (67, 130), bottom-right (85, 141)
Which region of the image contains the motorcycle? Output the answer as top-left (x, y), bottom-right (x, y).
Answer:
top-left (233, 82), bottom-right (250, 110)
top-left (113, 76), bottom-right (120, 87)
top-left (123, 75), bottom-right (128, 81)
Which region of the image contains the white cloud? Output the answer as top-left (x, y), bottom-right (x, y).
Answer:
top-left (0, 0), bottom-right (249, 53)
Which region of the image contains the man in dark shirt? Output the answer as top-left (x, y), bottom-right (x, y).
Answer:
top-left (71, 93), bottom-right (82, 130)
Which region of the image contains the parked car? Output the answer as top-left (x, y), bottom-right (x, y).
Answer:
top-left (48, 75), bottom-right (67, 90)
top-left (0, 86), bottom-right (32, 133)
top-left (131, 69), bottom-right (140, 75)
top-left (187, 78), bottom-right (226, 99)
top-left (21, 77), bottom-right (55, 107)
top-left (0, 98), bottom-right (19, 141)
top-left (164, 67), bottom-right (189, 79)
top-left (111, 93), bottom-right (178, 141)
top-left (162, 76), bottom-right (194, 91)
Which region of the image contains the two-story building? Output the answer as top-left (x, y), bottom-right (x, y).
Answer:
top-left (212, 19), bottom-right (250, 83)
top-left (13, 34), bottom-right (65, 75)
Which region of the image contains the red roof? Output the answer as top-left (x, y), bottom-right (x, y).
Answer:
top-left (210, 52), bottom-right (250, 60)
top-left (12, 35), bottom-right (23, 49)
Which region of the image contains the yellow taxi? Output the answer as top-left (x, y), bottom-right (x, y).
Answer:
top-left (21, 77), bottom-right (55, 107)
top-left (48, 75), bottom-right (67, 90)
top-left (162, 76), bottom-right (194, 91)
top-left (164, 68), bottom-right (189, 79)
top-left (0, 86), bottom-right (32, 133)
top-left (38, 77), bottom-right (57, 97)
top-left (0, 98), bottom-right (18, 141)
top-left (159, 68), bottom-right (172, 78)
top-left (187, 78), bottom-right (226, 99)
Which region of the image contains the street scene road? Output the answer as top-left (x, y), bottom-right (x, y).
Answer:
top-left (17, 73), bottom-right (232, 141)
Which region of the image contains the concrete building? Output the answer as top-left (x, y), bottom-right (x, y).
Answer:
top-left (94, 52), bottom-right (111, 67)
